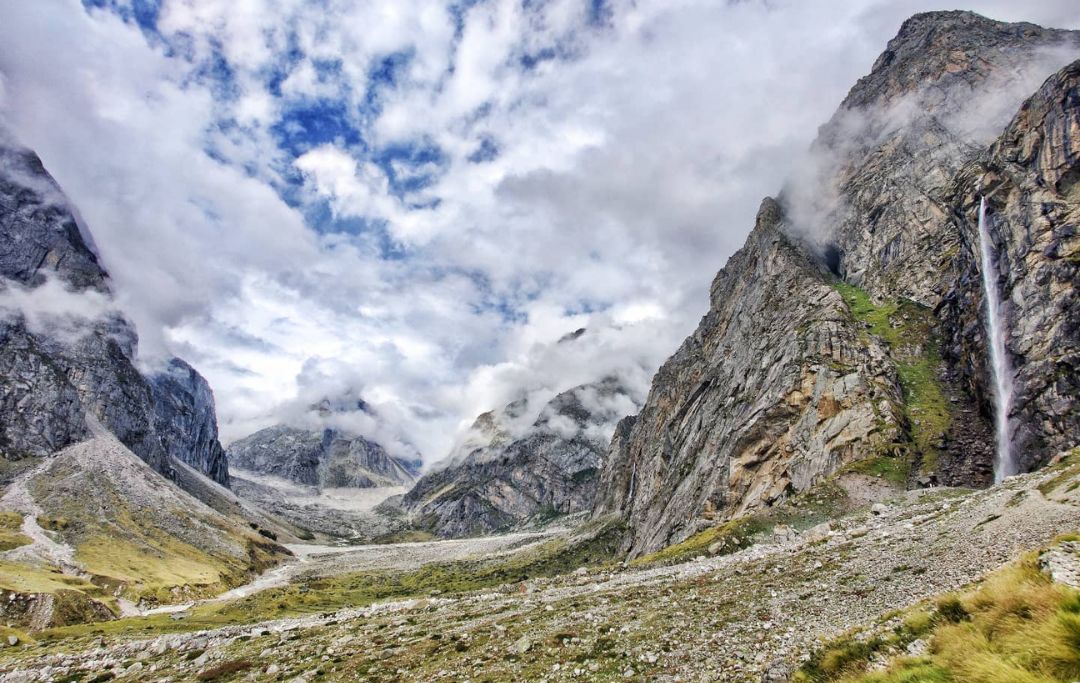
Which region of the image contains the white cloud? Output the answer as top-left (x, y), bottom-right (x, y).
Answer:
top-left (1, 0), bottom-right (1078, 463)
top-left (0, 276), bottom-right (117, 343)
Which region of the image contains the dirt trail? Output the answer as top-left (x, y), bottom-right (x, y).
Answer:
top-left (0, 459), bottom-right (76, 570)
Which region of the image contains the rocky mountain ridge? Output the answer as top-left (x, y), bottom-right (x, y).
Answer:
top-left (227, 424), bottom-right (417, 489)
top-left (595, 11), bottom-right (1080, 556)
top-left (403, 377), bottom-right (639, 537)
top-left (0, 125), bottom-right (291, 627)
top-left (0, 130), bottom-right (231, 486)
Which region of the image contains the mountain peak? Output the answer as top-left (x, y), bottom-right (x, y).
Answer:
top-left (840, 11), bottom-right (1079, 113)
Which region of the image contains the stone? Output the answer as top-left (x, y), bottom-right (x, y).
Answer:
top-left (510, 636), bottom-right (532, 655)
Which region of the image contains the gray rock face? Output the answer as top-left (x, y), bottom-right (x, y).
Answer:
top-left (149, 358), bottom-right (230, 486)
top-left (0, 136), bottom-right (108, 292)
top-left (941, 59), bottom-right (1080, 471)
top-left (0, 127), bottom-right (226, 483)
top-left (594, 201), bottom-right (905, 555)
top-left (596, 12), bottom-right (1080, 556)
top-left (227, 425), bottom-right (417, 489)
top-left (403, 378), bottom-right (640, 537)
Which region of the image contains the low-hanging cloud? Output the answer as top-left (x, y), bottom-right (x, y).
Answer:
top-left (0, 275), bottom-right (117, 345)
top-left (782, 41), bottom-right (1080, 249)
top-left (1, 0), bottom-right (1078, 463)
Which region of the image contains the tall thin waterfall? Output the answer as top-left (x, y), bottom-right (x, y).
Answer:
top-left (976, 197), bottom-right (1016, 482)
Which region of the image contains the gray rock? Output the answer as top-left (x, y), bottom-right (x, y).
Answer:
top-left (148, 358), bottom-right (229, 486)
top-left (403, 377), bottom-right (639, 537)
top-left (0, 126), bottom-right (229, 489)
top-left (228, 424), bottom-right (416, 489)
top-left (593, 12), bottom-right (1080, 556)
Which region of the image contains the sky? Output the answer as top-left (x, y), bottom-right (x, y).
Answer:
top-left (0, 0), bottom-right (1078, 464)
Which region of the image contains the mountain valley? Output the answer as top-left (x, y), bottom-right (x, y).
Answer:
top-left (0, 7), bottom-right (1078, 683)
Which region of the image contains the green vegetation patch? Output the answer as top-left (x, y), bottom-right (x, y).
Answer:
top-left (0, 561), bottom-right (103, 596)
top-left (36, 521), bottom-right (628, 644)
top-left (634, 480), bottom-right (852, 568)
top-left (27, 466), bottom-right (286, 606)
top-left (632, 515), bottom-right (771, 567)
top-left (0, 511), bottom-right (31, 551)
top-left (841, 455), bottom-right (912, 486)
top-left (832, 282), bottom-right (951, 476)
top-left (796, 546), bottom-right (1080, 683)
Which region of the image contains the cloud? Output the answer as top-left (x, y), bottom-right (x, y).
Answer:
top-left (781, 40), bottom-right (1080, 249)
top-left (0, 275), bottom-right (117, 343)
top-left (1, 0), bottom-right (1078, 463)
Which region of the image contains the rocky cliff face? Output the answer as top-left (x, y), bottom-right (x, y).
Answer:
top-left (148, 358), bottom-right (230, 486)
top-left (596, 12), bottom-right (1080, 556)
top-left (0, 128), bottom-right (229, 485)
top-left (227, 425), bottom-right (417, 489)
top-left (404, 377), bottom-right (639, 537)
top-left (942, 58), bottom-right (1080, 472)
top-left (595, 202), bottom-right (905, 554)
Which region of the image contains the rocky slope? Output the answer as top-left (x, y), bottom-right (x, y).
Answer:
top-left (596, 12), bottom-right (1080, 556)
top-left (228, 425), bottom-right (417, 489)
top-left (0, 429), bottom-right (288, 630)
top-left (403, 378), bottom-right (639, 537)
top-left (4, 451), bottom-right (1077, 682)
top-left (0, 127), bottom-right (293, 627)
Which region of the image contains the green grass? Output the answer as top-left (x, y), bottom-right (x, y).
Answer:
top-left (632, 515), bottom-right (771, 566)
top-left (832, 282), bottom-right (952, 476)
top-left (0, 511), bottom-right (31, 551)
top-left (797, 544), bottom-right (1080, 683)
top-left (1039, 449), bottom-right (1080, 497)
top-left (842, 455), bottom-right (912, 486)
top-left (26, 465), bottom-right (287, 606)
top-left (0, 561), bottom-right (106, 596)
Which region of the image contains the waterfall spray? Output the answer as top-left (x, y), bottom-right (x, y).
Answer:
top-left (976, 196), bottom-right (1017, 482)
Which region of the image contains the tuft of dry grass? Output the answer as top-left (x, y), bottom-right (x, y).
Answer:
top-left (802, 546), bottom-right (1080, 683)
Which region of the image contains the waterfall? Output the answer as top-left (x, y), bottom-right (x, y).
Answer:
top-left (976, 197), bottom-right (1016, 482)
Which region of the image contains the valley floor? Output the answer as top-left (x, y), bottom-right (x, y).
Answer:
top-left (1, 460), bottom-right (1079, 682)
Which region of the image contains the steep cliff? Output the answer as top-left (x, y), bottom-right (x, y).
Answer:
top-left (0, 132), bottom-right (165, 472)
top-left (148, 357), bottom-right (230, 486)
top-left (228, 425), bottom-right (417, 489)
top-left (942, 58), bottom-right (1080, 472)
top-left (0, 129), bottom-right (230, 485)
top-left (595, 201), bottom-right (904, 554)
top-left (404, 377), bottom-right (639, 537)
top-left (596, 12), bottom-right (1080, 556)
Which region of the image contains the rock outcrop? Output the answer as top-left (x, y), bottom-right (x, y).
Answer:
top-left (148, 357), bottom-right (230, 486)
top-left (404, 378), bottom-right (639, 537)
top-left (594, 201), bottom-right (905, 554)
top-left (0, 131), bottom-right (165, 472)
top-left (596, 12), bottom-right (1080, 556)
top-left (228, 425), bottom-right (417, 489)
